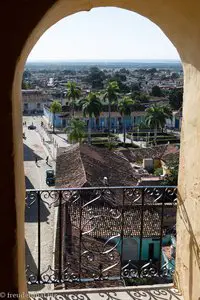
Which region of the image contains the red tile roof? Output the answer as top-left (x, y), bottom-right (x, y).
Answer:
top-left (56, 144), bottom-right (137, 189)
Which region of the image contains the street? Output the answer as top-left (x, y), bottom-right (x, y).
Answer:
top-left (23, 116), bottom-right (56, 189)
top-left (23, 116), bottom-right (58, 291)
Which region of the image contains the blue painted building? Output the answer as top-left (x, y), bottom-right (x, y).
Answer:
top-left (112, 236), bottom-right (161, 262)
top-left (112, 234), bottom-right (175, 277)
top-left (43, 106), bottom-right (63, 128)
top-left (43, 106), bottom-right (146, 130)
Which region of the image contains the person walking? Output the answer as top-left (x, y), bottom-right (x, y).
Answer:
top-left (46, 156), bottom-right (49, 164)
top-left (35, 156), bottom-right (38, 164)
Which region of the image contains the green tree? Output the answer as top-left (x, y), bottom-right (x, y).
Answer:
top-left (109, 76), bottom-right (130, 93)
top-left (21, 80), bottom-right (30, 89)
top-left (151, 85), bottom-right (162, 97)
top-left (103, 81), bottom-right (119, 139)
top-left (169, 88), bottom-right (183, 110)
top-left (66, 81), bottom-right (81, 117)
top-left (171, 72), bottom-right (179, 80)
top-left (23, 70), bottom-right (32, 80)
top-left (131, 83), bottom-right (141, 92)
top-left (162, 105), bottom-right (172, 118)
top-left (80, 92), bottom-right (102, 144)
top-left (138, 121), bottom-right (150, 130)
top-left (147, 68), bottom-right (157, 75)
top-left (145, 105), bottom-right (172, 144)
top-left (119, 68), bottom-right (130, 75)
top-left (22, 70), bottom-right (32, 89)
top-left (118, 97), bottom-right (134, 145)
top-left (86, 67), bottom-right (106, 89)
top-left (163, 156), bottom-right (179, 185)
top-left (113, 71), bottom-right (127, 82)
top-left (131, 101), bottom-right (146, 111)
top-left (135, 93), bottom-right (149, 103)
top-left (50, 101), bottom-right (62, 133)
top-left (67, 118), bottom-right (85, 144)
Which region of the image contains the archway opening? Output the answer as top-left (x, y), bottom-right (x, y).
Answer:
top-left (12, 2), bottom-right (200, 298)
top-left (21, 6), bottom-right (182, 292)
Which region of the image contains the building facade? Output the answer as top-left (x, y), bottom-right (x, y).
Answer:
top-left (44, 106), bottom-right (146, 130)
top-left (22, 89), bottom-right (51, 114)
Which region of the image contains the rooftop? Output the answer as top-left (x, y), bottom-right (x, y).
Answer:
top-left (56, 144), bottom-right (137, 189)
top-left (120, 144), bottom-right (179, 164)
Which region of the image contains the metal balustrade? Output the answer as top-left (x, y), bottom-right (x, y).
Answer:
top-left (25, 186), bottom-right (177, 288)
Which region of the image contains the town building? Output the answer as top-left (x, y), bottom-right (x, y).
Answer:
top-left (22, 89), bottom-right (51, 114)
top-left (44, 104), bottom-right (146, 130)
top-left (54, 144), bottom-right (176, 287)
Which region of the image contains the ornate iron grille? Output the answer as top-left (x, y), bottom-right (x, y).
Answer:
top-left (25, 186), bottom-right (177, 287)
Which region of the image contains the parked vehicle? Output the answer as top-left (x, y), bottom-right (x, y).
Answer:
top-left (28, 124), bottom-right (36, 130)
top-left (46, 169), bottom-right (55, 186)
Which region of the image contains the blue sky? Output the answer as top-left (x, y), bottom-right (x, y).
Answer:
top-left (28, 7), bottom-right (180, 61)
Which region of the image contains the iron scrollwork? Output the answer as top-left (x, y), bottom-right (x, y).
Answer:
top-left (25, 186), bottom-right (177, 287)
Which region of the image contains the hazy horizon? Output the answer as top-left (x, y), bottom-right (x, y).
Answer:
top-left (27, 58), bottom-right (181, 63)
top-left (25, 59), bottom-right (182, 71)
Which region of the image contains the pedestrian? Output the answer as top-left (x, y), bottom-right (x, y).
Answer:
top-left (46, 156), bottom-right (49, 164)
top-left (35, 156), bottom-right (38, 164)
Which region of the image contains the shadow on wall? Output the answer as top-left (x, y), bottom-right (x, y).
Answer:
top-left (177, 191), bottom-right (200, 299)
top-left (29, 287), bottom-right (183, 299)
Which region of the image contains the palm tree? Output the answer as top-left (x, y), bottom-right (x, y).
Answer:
top-left (80, 92), bottom-right (102, 144)
top-left (161, 105), bottom-right (173, 132)
top-left (118, 97), bottom-right (134, 145)
top-left (103, 81), bottom-right (119, 138)
top-left (66, 81), bottom-right (81, 117)
top-left (50, 100), bottom-right (62, 133)
top-left (67, 118), bottom-right (85, 144)
top-left (145, 104), bottom-right (172, 144)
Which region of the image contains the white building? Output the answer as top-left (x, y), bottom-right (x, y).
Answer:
top-left (22, 89), bottom-right (51, 114)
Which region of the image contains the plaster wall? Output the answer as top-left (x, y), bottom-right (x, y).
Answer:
top-left (43, 106), bottom-right (63, 128)
top-left (23, 102), bottom-right (42, 113)
top-left (0, 0), bottom-right (200, 299)
top-left (114, 237), bottom-right (161, 261)
top-left (176, 64), bottom-right (200, 299)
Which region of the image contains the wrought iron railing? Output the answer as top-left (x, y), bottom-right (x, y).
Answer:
top-left (25, 186), bottom-right (177, 288)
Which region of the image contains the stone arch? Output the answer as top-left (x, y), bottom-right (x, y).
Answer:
top-left (7, 1), bottom-right (200, 299)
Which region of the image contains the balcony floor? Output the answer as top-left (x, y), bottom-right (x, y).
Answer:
top-left (29, 284), bottom-right (183, 299)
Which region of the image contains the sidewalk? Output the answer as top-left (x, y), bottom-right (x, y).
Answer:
top-left (36, 123), bottom-right (69, 160)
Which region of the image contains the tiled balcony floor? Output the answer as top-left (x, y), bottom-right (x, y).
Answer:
top-left (29, 284), bottom-right (183, 300)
